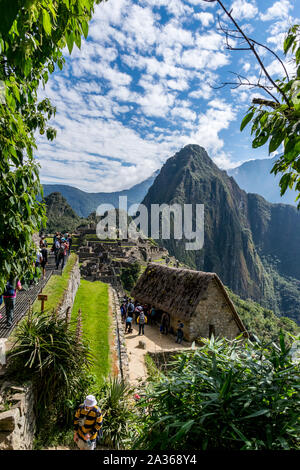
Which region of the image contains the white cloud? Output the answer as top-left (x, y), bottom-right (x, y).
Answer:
top-left (260, 0), bottom-right (293, 21)
top-left (230, 0), bottom-right (258, 20)
top-left (194, 12), bottom-right (214, 27)
top-left (36, 0), bottom-right (257, 191)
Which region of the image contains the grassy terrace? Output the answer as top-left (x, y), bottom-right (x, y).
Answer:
top-left (71, 280), bottom-right (110, 386)
top-left (32, 253), bottom-right (78, 313)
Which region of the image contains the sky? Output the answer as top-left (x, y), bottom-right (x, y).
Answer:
top-left (36, 0), bottom-right (300, 193)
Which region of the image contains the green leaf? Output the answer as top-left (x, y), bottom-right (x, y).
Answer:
top-left (269, 132), bottom-right (284, 154)
top-left (240, 110), bottom-right (254, 131)
top-left (252, 131), bottom-right (269, 148)
top-left (42, 9), bottom-right (52, 36)
top-left (279, 173), bottom-right (291, 195)
top-left (65, 31), bottom-right (74, 54)
top-left (81, 20), bottom-right (89, 39)
top-left (240, 409), bottom-right (270, 420)
top-left (284, 34), bottom-right (296, 55)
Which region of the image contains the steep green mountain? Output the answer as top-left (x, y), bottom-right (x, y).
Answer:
top-left (141, 145), bottom-right (300, 324)
top-left (228, 157), bottom-right (298, 206)
top-left (43, 171), bottom-right (159, 218)
top-left (44, 192), bottom-right (83, 233)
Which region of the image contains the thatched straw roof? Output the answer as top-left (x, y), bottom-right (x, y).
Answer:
top-left (131, 263), bottom-right (247, 334)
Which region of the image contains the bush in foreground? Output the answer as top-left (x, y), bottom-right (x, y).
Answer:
top-left (7, 310), bottom-right (93, 435)
top-left (134, 334), bottom-right (300, 450)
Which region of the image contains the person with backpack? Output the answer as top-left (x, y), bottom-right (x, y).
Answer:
top-left (137, 310), bottom-right (147, 335)
top-left (52, 237), bottom-right (61, 265)
top-left (3, 278), bottom-right (22, 328)
top-left (56, 238), bottom-right (69, 270)
top-left (74, 395), bottom-right (103, 450)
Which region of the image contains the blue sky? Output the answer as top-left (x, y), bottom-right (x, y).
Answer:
top-left (36, 0), bottom-right (300, 192)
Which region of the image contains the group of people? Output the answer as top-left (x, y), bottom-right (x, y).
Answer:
top-left (51, 232), bottom-right (72, 270)
top-left (0, 232), bottom-right (73, 329)
top-left (120, 296), bottom-right (185, 343)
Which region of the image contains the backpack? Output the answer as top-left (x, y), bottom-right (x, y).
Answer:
top-left (138, 313), bottom-right (146, 324)
top-left (58, 245), bottom-right (64, 257)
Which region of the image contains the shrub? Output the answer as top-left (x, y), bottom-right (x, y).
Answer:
top-left (7, 311), bottom-right (94, 433)
top-left (134, 334), bottom-right (300, 450)
top-left (120, 262), bottom-right (140, 291)
top-left (95, 378), bottom-right (135, 449)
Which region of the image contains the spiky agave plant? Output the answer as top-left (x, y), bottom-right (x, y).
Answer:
top-left (97, 377), bottom-right (135, 449)
top-left (7, 310), bottom-right (94, 430)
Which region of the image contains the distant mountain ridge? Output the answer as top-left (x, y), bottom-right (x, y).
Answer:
top-left (141, 144), bottom-right (300, 324)
top-left (43, 171), bottom-right (159, 218)
top-left (44, 192), bottom-right (83, 233)
top-left (228, 157), bottom-right (298, 206)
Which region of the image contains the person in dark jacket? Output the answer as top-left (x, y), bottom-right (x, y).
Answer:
top-left (40, 245), bottom-right (48, 279)
top-left (3, 278), bottom-right (22, 328)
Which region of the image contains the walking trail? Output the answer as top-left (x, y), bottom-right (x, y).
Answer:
top-left (124, 321), bottom-right (192, 386)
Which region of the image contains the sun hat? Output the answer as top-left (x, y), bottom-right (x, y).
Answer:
top-left (84, 395), bottom-right (97, 407)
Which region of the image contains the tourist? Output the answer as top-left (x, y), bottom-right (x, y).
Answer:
top-left (125, 313), bottom-right (133, 333)
top-left (137, 310), bottom-right (147, 335)
top-left (127, 299), bottom-right (135, 317)
top-left (175, 321), bottom-right (184, 344)
top-left (120, 302), bottom-right (127, 322)
top-left (39, 236), bottom-right (47, 248)
top-left (150, 306), bottom-right (156, 325)
top-left (3, 278), bottom-right (22, 328)
top-left (134, 303), bottom-right (143, 324)
top-left (52, 236), bottom-right (61, 265)
top-left (67, 233), bottom-right (72, 255)
top-left (74, 395), bottom-right (103, 450)
top-left (160, 312), bottom-right (170, 335)
top-left (40, 244), bottom-right (48, 279)
top-left (56, 238), bottom-right (69, 270)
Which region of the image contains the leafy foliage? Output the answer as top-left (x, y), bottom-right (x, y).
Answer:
top-left (0, 0), bottom-right (103, 291)
top-left (7, 310), bottom-right (94, 432)
top-left (95, 377), bottom-right (134, 450)
top-left (240, 25), bottom-right (300, 207)
top-left (120, 261), bottom-right (141, 291)
top-left (227, 287), bottom-right (299, 345)
top-left (134, 335), bottom-right (300, 450)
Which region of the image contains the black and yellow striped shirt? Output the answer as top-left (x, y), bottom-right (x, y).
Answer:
top-left (74, 404), bottom-right (103, 442)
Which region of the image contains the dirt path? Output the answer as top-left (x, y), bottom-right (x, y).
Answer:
top-left (124, 321), bottom-right (192, 386)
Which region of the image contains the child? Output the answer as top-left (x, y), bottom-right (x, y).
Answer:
top-left (125, 314), bottom-right (133, 333)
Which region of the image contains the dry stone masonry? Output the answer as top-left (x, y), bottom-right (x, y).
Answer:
top-left (0, 382), bottom-right (35, 450)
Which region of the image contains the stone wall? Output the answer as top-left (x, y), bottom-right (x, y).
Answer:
top-left (0, 382), bottom-right (35, 450)
top-left (109, 286), bottom-right (130, 382)
top-left (190, 280), bottom-right (241, 341)
top-left (168, 280), bottom-right (242, 342)
top-left (147, 349), bottom-right (194, 373)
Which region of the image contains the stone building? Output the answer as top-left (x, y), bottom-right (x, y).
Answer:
top-left (131, 263), bottom-right (248, 342)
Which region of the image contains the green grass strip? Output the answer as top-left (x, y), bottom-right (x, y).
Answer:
top-left (32, 253), bottom-right (78, 313)
top-left (71, 280), bottom-right (110, 385)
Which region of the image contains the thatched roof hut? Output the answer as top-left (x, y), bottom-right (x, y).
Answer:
top-left (131, 263), bottom-right (248, 341)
